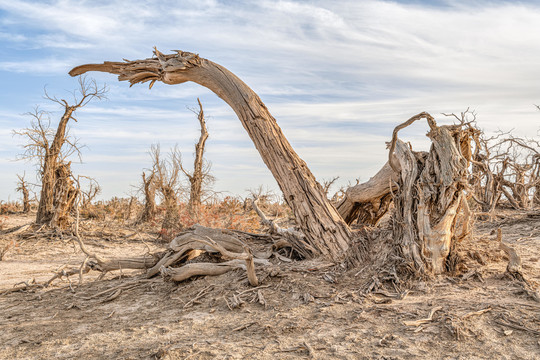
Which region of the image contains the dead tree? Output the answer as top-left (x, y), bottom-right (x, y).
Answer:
top-left (494, 135), bottom-right (540, 209)
top-left (137, 170), bottom-right (157, 223)
top-left (69, 50), bottom-right (484, 271)
top-left (16, 173), bottom-right (31, 213)
top-left (448, 107), bottom-right (540, 212)
top-left (81, 180), bottom-right (101, 210)
top-left (150, 144), bottom-right (183, 241)
top-left (50, 162), bottom-right (78, 228)
top-left (180, 98), bottom-right (213, 217)
top-left (70, 49), bottom-right (352, 261)
top-left (389, 113), bottom-right (473, 275)
top-left (14, 77), bottom-right (106, 228)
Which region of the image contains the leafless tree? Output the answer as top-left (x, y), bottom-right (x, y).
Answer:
top-left (179, 98), bottom-right (214, 217)
top-left (137, 170), bottom-right (157, 223)
top-left (71, 50), bottom-right (351, 261)
top-left (494, 134), bottom-right (540, 209)
top-left (15, 173), bottom-right (31, 213)
top-left (80, 179), bottom-right (101, 210)
top-left (149, 144), bottom-right (184, 241)
top-left (321, 176), bottom-right (339, 198)
top-left (13, 76), bottom-right (107, 228)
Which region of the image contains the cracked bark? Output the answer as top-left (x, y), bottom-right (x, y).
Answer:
top-left (70, 49), bottom-right (352, 261)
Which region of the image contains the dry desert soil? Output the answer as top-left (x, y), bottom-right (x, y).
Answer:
top-left (1, 211), bottom-right (539, 359)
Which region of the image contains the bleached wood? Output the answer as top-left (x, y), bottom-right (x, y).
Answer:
top-left (70, 49), bottom-right (352, 261)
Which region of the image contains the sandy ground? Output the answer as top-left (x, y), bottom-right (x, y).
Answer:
top-left (1, 211), bottom-right (539, 359)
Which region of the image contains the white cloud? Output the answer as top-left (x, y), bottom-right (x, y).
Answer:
top-left (0, 58), bottom-right (72, 73)
top-left (1, 0), bottom-right (540, 200)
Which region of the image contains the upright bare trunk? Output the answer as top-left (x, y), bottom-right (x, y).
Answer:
top-left (138, 171), bottom-right (157, 223)
top-left (21, 186), bottom-right (30, 213)
top-left (16, 174), bottom-right (30, 213)
top-left (70, 50), bottom-right (352, 261)
top-left (186, 98), bottom-right (209, 217)
top-left (49, 162), bottom-right (78, 228)
top-left (36, 106), bottom-right (75, 226)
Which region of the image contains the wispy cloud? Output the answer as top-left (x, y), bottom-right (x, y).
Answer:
top-left (1, 0), bottom-right (539, 199)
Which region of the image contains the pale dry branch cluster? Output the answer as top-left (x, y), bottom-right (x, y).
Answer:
top-left (447, 109), bottom-right (540, 214)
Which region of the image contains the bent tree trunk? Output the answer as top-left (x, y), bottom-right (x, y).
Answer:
top-left (70, 49), bottom-right (352, 261)
top-left (336, 162), bottom-right (397, 226)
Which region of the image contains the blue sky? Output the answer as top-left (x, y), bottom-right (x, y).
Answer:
top-left (1, 0), bottom-right (539, 201)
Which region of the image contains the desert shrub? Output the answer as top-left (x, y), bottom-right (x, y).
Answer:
top-left (0, 201), bottom-right (21, 215)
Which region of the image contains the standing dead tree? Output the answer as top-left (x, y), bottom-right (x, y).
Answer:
top-left (137, 170), bottom-right (157, 223)
top-left (16, 173), bottom-right (31, 213)
top-left (389, 113), bottom-right (473, 275)
top-left (13, 77), bottom-right (107, 228)
top-left (150, 144), bottom-right (184, 241)
top-left (464, 123), bottom-right (540, 212)
top-left (469, 129), bottom-right (504, 214)
top-left (80, 179), bottom-right (101, 210)
top-left (441, 109), bottom-right (540, 214)
top-left (71, 49), bottom-right (352, 261)
top-left (493, 135), bottom-right (540, 209)
top-left (180, 98), bottom-right (213, 217)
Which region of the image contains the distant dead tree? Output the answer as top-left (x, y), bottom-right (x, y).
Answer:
top-left (15, 173), bottom-right (31, 213)
top-left (150, 144), bottom-right (183, 241)
top-left (180, 98), bottom-right (214, 217)
top-left (443, 109), bottom-right (540, 213)
top-left (321, 176), bottom-right (339, 198)
top-left (137, 170), bottom-right (157, 223)
top-left (13, 77), bottom-right (107, 228)
top-left (80, 179), bottom-right (101, 210)
top-left (494, 135), bottom-right (540, 209)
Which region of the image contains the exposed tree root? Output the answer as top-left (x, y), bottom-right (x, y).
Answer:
top-left (43, 195), bottom-right (272, 289)
top-left (496, 228), bottom-right (540, 302)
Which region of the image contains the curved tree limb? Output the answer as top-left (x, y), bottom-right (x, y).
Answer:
top-left (70, 49), bottom-right (351, 261)
top-left (388, 112), bottom-right (435, 173)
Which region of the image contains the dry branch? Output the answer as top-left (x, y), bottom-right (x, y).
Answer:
top-left (403, 306), bottom-right (442, 326)
top-left (335, 162), bottom-right (396, 225)
top-left (496, 228), bottom-right (522, 274)
top-left (149, 225), bottom-right (268, 285)
top-left (250, 198), bottom-right (314, 259)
